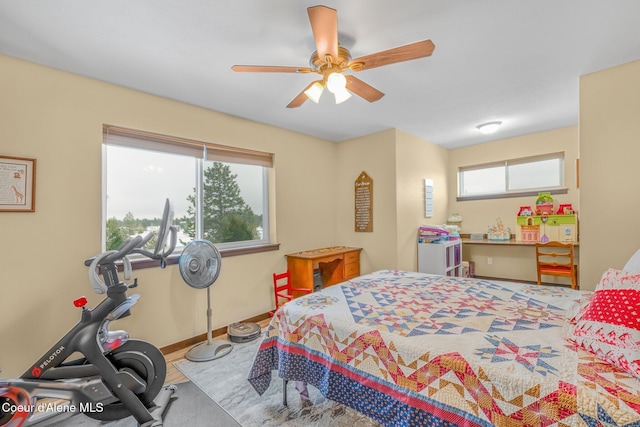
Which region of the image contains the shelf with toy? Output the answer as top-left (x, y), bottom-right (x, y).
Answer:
top-left (488, 217), bottom-right (511, 241)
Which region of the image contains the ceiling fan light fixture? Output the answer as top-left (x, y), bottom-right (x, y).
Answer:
top-left (326, 72), bottom-right (347, 94)
top-left (304, 81), bottom-right (324, 103)
top-left (333, 88), bottom-right (352, 104)
top-left (476, 121), bottom-right (502, 134)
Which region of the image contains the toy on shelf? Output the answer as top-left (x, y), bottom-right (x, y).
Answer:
top-left (557, 203), bottom-right (575, 215)
top-left (488, 217), bottom-right (511, 241)
top-left (446, 213), bottom-right (463, 232)
top-left (520, 224), bottom-right (540, 242)
top-left (517, 206), bottom-right (534, 216)
top-left (535, 192), bottom-right (554, 215)
top-left (515, 193), bottom-right (578, 243)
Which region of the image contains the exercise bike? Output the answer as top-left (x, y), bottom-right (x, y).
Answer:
top-left (0, 199), bottom-right (178, 427)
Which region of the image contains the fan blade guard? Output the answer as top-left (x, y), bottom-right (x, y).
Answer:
top-left (179, 240), bottom-right (221, 289)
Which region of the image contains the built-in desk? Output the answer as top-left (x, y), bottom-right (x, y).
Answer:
top-left (286, 246), bottom-right (362, 293)
top-left (461, 238), bottom-right (579, 247)
top-left (459, 237), bottom-right (578, 284)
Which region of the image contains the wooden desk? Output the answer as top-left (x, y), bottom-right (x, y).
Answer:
top-left (286, 246), bottom-right (362, 293)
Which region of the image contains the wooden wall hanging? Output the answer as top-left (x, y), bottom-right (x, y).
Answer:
top-left (354, 171), bottom-right (373, 232)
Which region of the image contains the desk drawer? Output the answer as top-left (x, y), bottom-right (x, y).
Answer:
top-left (344, 262), bottom-right (360, 278)
top-left (345, 251), bottom-right (360, 264)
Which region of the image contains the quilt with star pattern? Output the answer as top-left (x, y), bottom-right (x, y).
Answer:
top-left (247, 270), bottom-right (640, 426)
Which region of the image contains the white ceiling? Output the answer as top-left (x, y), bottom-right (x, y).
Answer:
top-left (1, 1), bottom-right (639, 149)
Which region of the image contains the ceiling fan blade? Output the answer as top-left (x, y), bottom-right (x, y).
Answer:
top-left (286, 81), bottom-right (316, 108)
top-left (307, 5), bottom-right (338, 62)
top-left (231, 65), bottom-right (312, 73)
top-left (349, 39), bottom-right (435, 71)
top-left (345, 75), bottom-right (385, 102)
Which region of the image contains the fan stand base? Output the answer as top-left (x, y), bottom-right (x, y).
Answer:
top-left (185, 340), bottom-right (233, 362)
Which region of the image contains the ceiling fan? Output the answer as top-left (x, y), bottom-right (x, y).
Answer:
top-left (231, 5), bottom-right (435, 108)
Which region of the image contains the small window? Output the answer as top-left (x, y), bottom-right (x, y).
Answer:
top-left (458, 152), bottom-right (564, 200)
top-left (103, 126), bottom-right (273, 254)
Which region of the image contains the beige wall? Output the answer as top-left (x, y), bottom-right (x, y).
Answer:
top-left (0, 54), bottom-right (339, 376)
top-left (335, 129), bottom-right (398, 273)
top-left (2, 51), bottom-right (636, 376)
top-left (580, 59), bottom-right (640, 289)
top-left (334, 129), bottom-right (448, 273)
top-left (447, 127), bottom-right (580, 281)
top-left (395, 130), bottom-right (449, 271)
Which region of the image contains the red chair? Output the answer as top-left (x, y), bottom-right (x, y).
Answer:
top-left (271, 271), bottom-right (312, 316)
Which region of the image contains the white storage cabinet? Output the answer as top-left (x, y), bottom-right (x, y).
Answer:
top-left (418, 240), bottom-right (463, 277)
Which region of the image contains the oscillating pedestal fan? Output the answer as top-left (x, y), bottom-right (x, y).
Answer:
top-left (179, 239), bottom-right (232, 362)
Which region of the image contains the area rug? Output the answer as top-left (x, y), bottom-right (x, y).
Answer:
top-left (174, 338), bottom-right (381, 426)
top-left (49, 381), bottom-right (240, 426)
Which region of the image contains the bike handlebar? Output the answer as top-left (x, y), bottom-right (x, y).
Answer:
top-left (84, 200), bottom-right (176, 292)
top-left (105, 235), bottom-right (145, 264)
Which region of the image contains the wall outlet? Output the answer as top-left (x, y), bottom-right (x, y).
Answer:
top-left (487, 257), bottom-right (493, 265)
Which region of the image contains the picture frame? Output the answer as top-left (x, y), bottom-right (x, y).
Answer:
top-left (0, 155), bottom-right (37, 212)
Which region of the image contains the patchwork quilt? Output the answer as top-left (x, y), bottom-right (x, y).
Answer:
top-left (248, 270), bottom-right (640, 426)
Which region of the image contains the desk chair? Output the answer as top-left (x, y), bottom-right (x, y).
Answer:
top-left (535, 241), bottom-right (578, 289)
top-left (271, 271), bottom-right (312, 316)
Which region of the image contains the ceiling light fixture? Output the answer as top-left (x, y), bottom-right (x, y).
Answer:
top-left (326, 72), bottom-right (352, 104)
top-left (476, 121), bottom-right (502, 134)
top-left (304, 73), bottom-right (352, 104)
top-left (326, 72), bottom-right (346, 93)
top-left (304, 81), bottom-right (324, 103)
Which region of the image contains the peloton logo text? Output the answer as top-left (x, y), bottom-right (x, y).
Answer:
top-left (32, 345), bottom-right (65, 376)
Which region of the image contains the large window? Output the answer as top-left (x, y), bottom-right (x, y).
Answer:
top-left (103, 125), bottom-right (273, 255)
top-left (458, 152), bottom-right (565, 200)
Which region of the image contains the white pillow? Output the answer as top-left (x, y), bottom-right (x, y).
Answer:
top-left (623, 249), bottom-right (640, 273)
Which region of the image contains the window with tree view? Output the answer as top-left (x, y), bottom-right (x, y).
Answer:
top-left (103, 126), bottom-right (272, 253)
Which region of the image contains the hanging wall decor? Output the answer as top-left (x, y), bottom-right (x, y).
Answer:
top-left (354, 171), bottom-right (373, 232)
top-left (424, 178), bottom-right (434, 218)
top-left (0, 155), bottom-right (36, 212)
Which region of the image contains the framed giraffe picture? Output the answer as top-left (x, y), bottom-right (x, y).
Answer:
top-left (0, 155), bottom-right (36, 212)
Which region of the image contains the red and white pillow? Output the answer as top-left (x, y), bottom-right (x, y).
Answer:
top-left (572, 268), bottom-right (640, 378)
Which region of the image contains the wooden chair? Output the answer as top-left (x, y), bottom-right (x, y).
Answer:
top-left (535, 241), bottom-right (578, 289)
top-left (271, 271), bottom-right (312, 316)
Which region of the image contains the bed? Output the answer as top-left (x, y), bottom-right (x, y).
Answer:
top-left (248, 269), bottom-right (640, 426)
